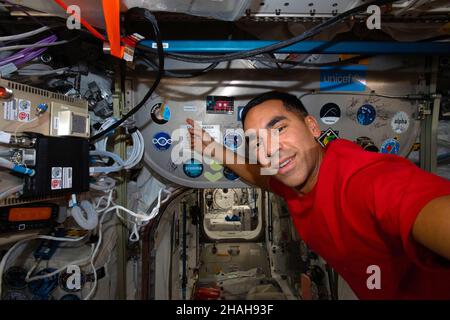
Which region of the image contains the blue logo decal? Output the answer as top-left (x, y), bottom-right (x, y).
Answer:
top-left (183, 159), bottom-right (203, 178)
top-left (320, 65), bottom-right (367, 92)
top-left (152, 132), bottom-right (172, 151)
top-left (381, 138), bottom-right (400, 155)
top-left (357, 104), bottom-right (376, 126)
top-left (162, 105), bottom-right (171, 121)
top-left (223, 167), bottom-right (239, 181)
top-left (224, 132), bottom-right (243, 151)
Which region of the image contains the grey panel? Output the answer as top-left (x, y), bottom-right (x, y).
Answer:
top-left (136, 55), bottom-right (424, 188)
top-left (248, 0), bottom-right (362, 17)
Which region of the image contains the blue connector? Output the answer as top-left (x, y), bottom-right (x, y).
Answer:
top-left (12, 165), bottom-right (35, 176)
top-left (36, 103), bottom-right (48, 114)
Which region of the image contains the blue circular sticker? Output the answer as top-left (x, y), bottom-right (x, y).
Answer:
top-left (357, 104), bottom-right (376, 126)
top-left (224, 132), bottom-right (243, 151)
top-left (380, 138), bottom-right (400, 155)
top-left (183, 159), bottom-right (203, 178)
top-left (223, 167), bottom-right (239, 181)
top-left (152, 132), bottom-right (172, 151)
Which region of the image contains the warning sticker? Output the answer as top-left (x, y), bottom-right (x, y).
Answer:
top-left (51, 167), bottom-right (62, 190)
top-left (51, 179), bottom-right (62, 190)
top-left (52, 167), bottom-right (62, 179)
top-left (51, 167), bottom-right (73, 190)
top-left (3, 99), bottom-right (18, 121)
top-left (17, 99), bottom-right (31, 122)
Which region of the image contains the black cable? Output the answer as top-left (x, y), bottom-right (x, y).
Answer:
top-left (89, 9), bottom-right (164, 142)
top-left (140, 55), bottom-right (219, 78)
top-left (251, 53), bottom-right (373, 68)
top-left (136, 0), bottom-right (397, 64)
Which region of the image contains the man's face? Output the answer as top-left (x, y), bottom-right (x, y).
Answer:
top-left (244, 99), bottom-right (322, 189)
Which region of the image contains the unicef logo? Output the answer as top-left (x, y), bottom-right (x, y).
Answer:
top-left (152, 132), bottom-right (172, 151)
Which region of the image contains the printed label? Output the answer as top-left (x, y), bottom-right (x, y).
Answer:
top-left (3, 99), bottom-right (18, 121)
top-left (53, 117), bottom-right (59, 130)
top-left (63, 167), bottom-right (73, 189)
top-left (183, 105), bottom-right (197, 112)
top-left (152, 42), bottom-right (169, 49)
top-left (200, 125), bottom-right (221, 142)
top-left (51, 167), bottom-right (72, 190)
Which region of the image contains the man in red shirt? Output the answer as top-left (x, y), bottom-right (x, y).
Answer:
top-left (186, 91), bottom-right (450, 299)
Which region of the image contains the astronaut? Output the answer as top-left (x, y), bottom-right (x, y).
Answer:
top-left (186, 91), bottom-right (450, 299)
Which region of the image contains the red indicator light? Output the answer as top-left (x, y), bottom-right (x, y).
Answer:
top-left (0, 86), bottom-right (13, 99)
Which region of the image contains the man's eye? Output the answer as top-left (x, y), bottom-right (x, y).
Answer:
top-left (277, 126), bottom-right (286, 133)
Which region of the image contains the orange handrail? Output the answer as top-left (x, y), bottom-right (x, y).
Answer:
top-left (102, 0), bottom-right (124, 58)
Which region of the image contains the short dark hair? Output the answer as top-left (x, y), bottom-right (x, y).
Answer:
top-left (241, 91), bottom-right (308, 126)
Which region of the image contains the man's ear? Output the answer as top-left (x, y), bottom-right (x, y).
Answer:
top-left (304, 115), bottom-right (322, 138)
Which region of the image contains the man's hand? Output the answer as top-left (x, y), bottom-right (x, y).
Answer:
top-left (184, 118), bottom-right (271, 190)
top-left (186, 118), bottom-right (220, 159)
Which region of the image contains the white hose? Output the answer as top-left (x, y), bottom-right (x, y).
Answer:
top-left (0, 26), bottom-right (50, 41)
top-left (70, 200), bottom-right (99, 230)
top-left (89, 150), bottom-right (125, 174)
top-left (92, 117), bottom-right (144, 172)
top-left (0, 184), bottom-right (23, 201)
top-left (0, 157), bottom-right (14, 170)
top-left (89, 176), bottom-right (116, 191)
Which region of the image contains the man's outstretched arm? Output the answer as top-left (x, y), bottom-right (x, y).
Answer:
top-left (412, 195), bottom-right (450, 260)
top-left (186, 118), bottom-right (271, 191)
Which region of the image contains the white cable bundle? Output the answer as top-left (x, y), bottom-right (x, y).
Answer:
top-left (94, 188), bottom-right (171, 242)
top-left (0, 187), bottom-right (172, 300)
top-left (91, 117), bottom-right (144, 174)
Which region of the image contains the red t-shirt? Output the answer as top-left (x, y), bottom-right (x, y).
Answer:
top-left (269, 139), bottom-right (450, 299)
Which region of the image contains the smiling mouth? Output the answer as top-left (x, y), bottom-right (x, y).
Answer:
top-left (278, 156), bottom-right (295, 174)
